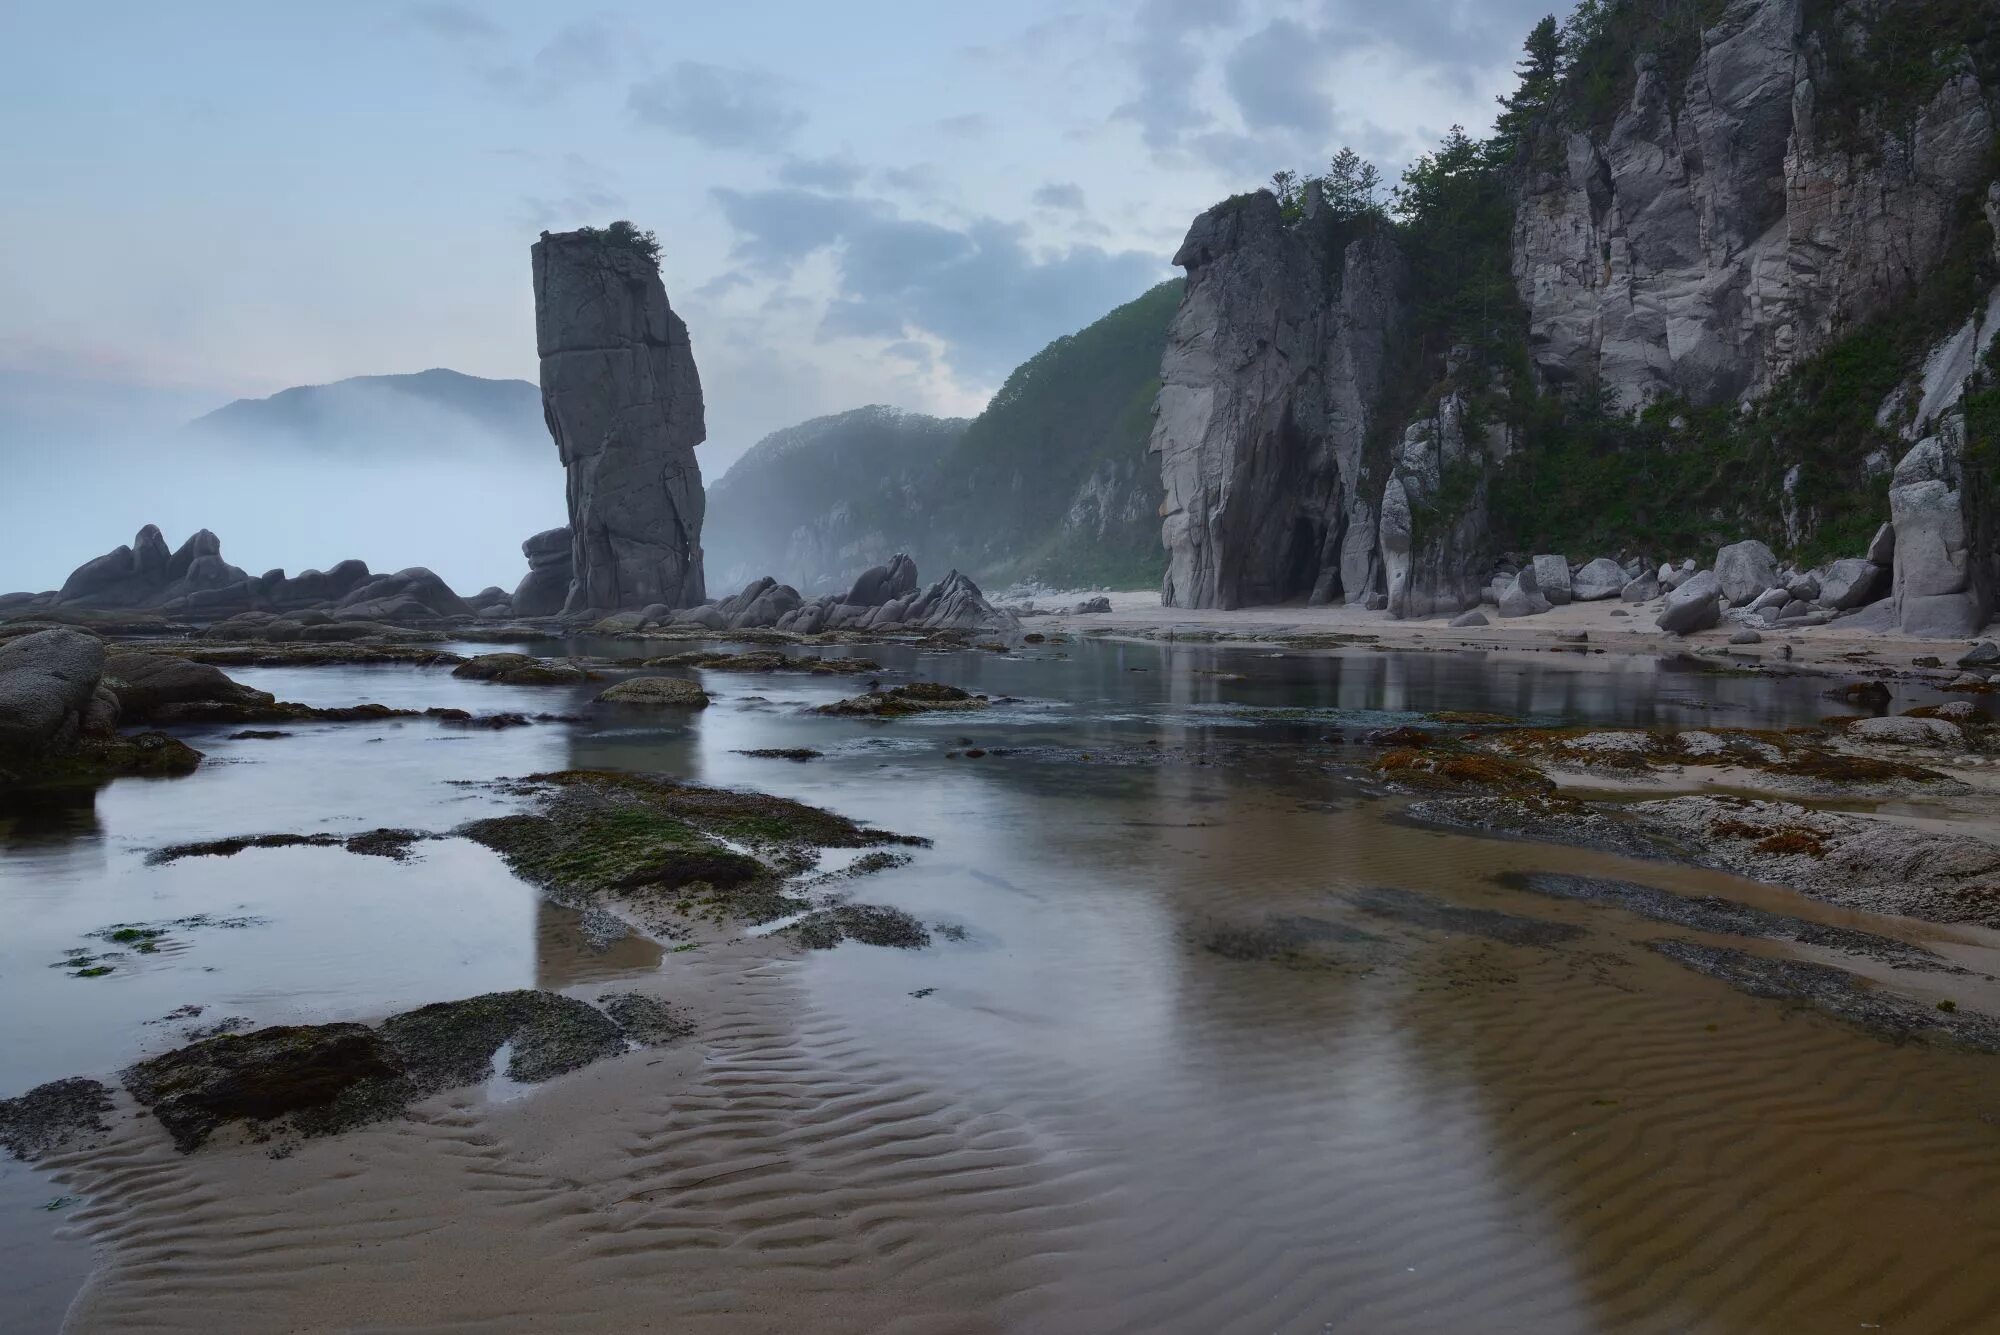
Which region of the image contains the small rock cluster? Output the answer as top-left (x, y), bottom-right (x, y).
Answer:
top-left (582, 556), bottom-right (1019, 639)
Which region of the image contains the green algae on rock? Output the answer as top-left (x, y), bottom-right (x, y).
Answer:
top-left (595, 675), bottom-right (710, 707)
top-left (815, 682), bottom-right (989, 717)
top-left (119, 989), bottom-right (638, 1151)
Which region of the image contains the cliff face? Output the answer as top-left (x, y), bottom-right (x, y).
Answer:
top-left (532, 229), bottom-right (707, 612)
top-left (1154, 0), bottom-right (1999, 619)
top-left (1514, 0), bottom-right (1995, 409)
top-left (1153, 194), bottom-right (1405, 609)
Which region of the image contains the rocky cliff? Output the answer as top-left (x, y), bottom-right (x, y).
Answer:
top-left (532, 225), bottom-right (707, 612)
top-left (1154, 0), bottom-right (2000, 625)
top-left (1154, 194), bottom-right (1405, 608)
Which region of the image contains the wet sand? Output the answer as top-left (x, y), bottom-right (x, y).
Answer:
top-left (1036, 590), bottom-right (1994, 675)
top-left (8, 639), bottom-right (2000, 1333)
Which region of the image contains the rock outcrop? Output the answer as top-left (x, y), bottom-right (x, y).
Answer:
top-left (532, 227), bottom-right (706, 613)
top-left (1513, 0), bottom-right (1996, 410)
top-left (1153, 193), bottom-right (1407, 609)
top-left (511, 527), bottom-right (573, 617)
top-left (1890, 430), bottom-right (1993, 637)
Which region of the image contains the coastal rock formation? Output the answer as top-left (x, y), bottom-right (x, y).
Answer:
top-left (1512, 0), bottom-right (1995, 409)
top-left (532, 226), bottom-right (706, 612)
top-left (1153, 192), bottom-right (1406, 609)
top-left (0, 629), bottom-right (107, 761)
top-left (1890, 432), bottom-right (1993, 637)
top-left (511, 527), bottom-right (573, 617)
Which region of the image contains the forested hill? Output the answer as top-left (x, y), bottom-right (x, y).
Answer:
top-left (703, 281), bottom-right (1180, 594)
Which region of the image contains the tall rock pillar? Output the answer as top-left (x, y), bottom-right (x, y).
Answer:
top-left (532, 226), bottom-right (707, 611)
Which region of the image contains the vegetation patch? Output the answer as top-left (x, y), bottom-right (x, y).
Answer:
top-left (598, 992), bottom-right (695, 1046)
top-left (1203, 914), bottom-right (1383, 970)
top-left (784, 904), bottom-right (931, 950)
top-left (1373, 747), bottom-right (1555, 795)
top-left (0, 1077), bottom-right (114, 1162)
top-left (816, 682), bottom-right (990, 717)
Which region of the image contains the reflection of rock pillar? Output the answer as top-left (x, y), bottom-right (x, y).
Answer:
top-left (532, 227), bottom-right (708, 612)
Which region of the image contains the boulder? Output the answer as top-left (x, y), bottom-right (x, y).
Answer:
top-left (1848, 716), bottom-right (1963, 748)
top-left (1784, 574), bottom-right (1820, 603)
top-left (1730, 628), bottom-right (1763, 645)
top-left (102, 652), bottom-right (272, 720)
top-left (1531, 555), bottom-right (1572, 605)
top-left (1497, 566), bottom-right (1550, 619)
top-left (1890, 434), bottom-right (1992, 638)
top-left (510, 527), bottom-right (574, 618)
top-left (1570, 558), bottom-right (1626, 602)
top-left (1866, 522), bottom-right (1896, 567)
top-left (1748, 587), bottom-right (1790, 614)
top-left (0, 629), bottom-right (107, 761)
top-left (596, 676), bottom-right (709, 708)
top-left (1657, 570), bottom-right (1723, 635)
top-left (1620, 575), bottom-right (1661, 603)
top-left (1715, 540), bottom-right (1780, 607)
top-left (533, 227), bottom-right (707, 611)
top-left (1958, 641), bottom-right (2000, 668)
top-left (1070, 596), bottom-right (1112, 614)
top-left (1818, 559), bottom-right (1890, 611)
top-left (673, 605), bottom-right (730, 631)
top-left (1449, 609), bottom-right (1490, 628)
top-left (336, 568), bottom-right (472, 620)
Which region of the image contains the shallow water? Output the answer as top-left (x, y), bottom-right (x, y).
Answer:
top-left (4, 636), bottom-right (1998, 1333)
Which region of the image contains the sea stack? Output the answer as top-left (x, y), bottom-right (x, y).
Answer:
top-left (532, 223), bottom-right (707, 612)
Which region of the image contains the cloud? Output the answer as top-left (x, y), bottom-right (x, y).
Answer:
top-left (403, 2), bottom-right (502, 42)
top-left (777, 155), bottom-right (866, 193)
top-left (933, 113), bottom-right (991, 139)
top-left (516, 152), bottom-right (626, 231)
top-left (1114, 0), bottom-right (1242, 150)
top-left (708, 188), bottom-right (1164, 381)
top-left (1032, 181), bottom-right (1088, 211)
top-left (478, 18), bottom-right (633, 105)
top-left (628, 62), bottom-right (806, 152)
top-left (1224, 19), bottom-right (1334, 135)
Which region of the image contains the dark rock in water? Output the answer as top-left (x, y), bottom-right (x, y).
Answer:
top-left (378, 990), bottom-right (624, 1090)
top-left (596, 676), bottom-right (709, 707)
top-left (534, 226), bottom-right (707, 611)
top-left (598, 993), bottom-right (694, 1046)
top-left (816, 682), bottom-right (988, 717)
top-left (120, 990), bottom-right (631, 1151)
top-left (103, 651), bottom-right (271, 720)
top-left (512, 526), bottom-right (573, 617)
top-left (124, 1022), bottom-right (404, 1150)
top-left (0, 628), bottom-right (106, 762)
top-left (453, 653), bottom-right (588, 685)
top-left (785, 903), bottom-right (931, 950)
top-left (0, 1076), bottom-right (114, 1161)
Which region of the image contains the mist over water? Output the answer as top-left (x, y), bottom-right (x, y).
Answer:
top-left (0, 415), bottom-right (567, 597)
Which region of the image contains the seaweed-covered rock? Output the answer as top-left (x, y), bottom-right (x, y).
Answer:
top-left (102, 651), bottom-right (271, 720)
top-left (596, 676), bottom-right (709, 707)
top-left (452, 653), bottom-right (588, 685)
top-left (124, 1023), bottom-right (404, 1151)
top-left (815, 682), bottom-right (989, 717)
top-left (0, 1076), bottom-right (113, 1161)
top-left (379, 990), bottom-right (624, 1089)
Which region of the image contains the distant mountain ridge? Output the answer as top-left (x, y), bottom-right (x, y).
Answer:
top-left (187, 367), bottom-right (546, 456)
top-left (704, 281), bottom-right (1180, 593)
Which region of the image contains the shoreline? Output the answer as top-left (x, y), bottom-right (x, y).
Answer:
top-left (1029, 590), bottom-right (1995, 677)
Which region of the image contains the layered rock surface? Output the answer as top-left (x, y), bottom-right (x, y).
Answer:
top-left (532, 228), bottom-right (707, 612)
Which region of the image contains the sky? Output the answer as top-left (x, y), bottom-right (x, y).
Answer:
top-left (0, 0), bottom-right (1554, 593)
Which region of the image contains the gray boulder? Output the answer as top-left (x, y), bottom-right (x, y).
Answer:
top-left (1729, 628), bottom-right (1763, 645)
top-left (0, 629), bottom-right (107, 761)
top-left (1449, 609), bottom-right (1490, 628)
top-left (1571, 558), bottom-right (1626, 602)
top-left (1748, 587), bottom-right (1790, 614)
top-left (1620, 575), bottom-right (1661, 602)
top-left (1715, 540), bottom-right (1780, 606)
top-left (1890, 434), bottom-right (1991, 637)
top-left (533, 227), bottom-right (707, 611)
top-left (101, 652), bottom-right (271, 721)
top-left (1957, 641), bottom-right (1999, 668)
top-left (1531, 555), bottom-right (1572, 605)
top-left (1866, 522), bottom-right (1896, 567)
top-left (335, 568), bottom-right (471, 620)
top-left (511, 527), bottom-right (574, 618)
top-left (1848, 716), bottom-right (1963, 748)
top-left (1657, 570), bottom-right (1723, 635)
top-left (1817, 558), bottom-right (1890, 611)
top-left (1497, 566), bottom-right (1550, 619)
top-left (1784, 574), bottom-right (1820, 603)
top-left (1070, 596), bottom-right (1112, 614)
